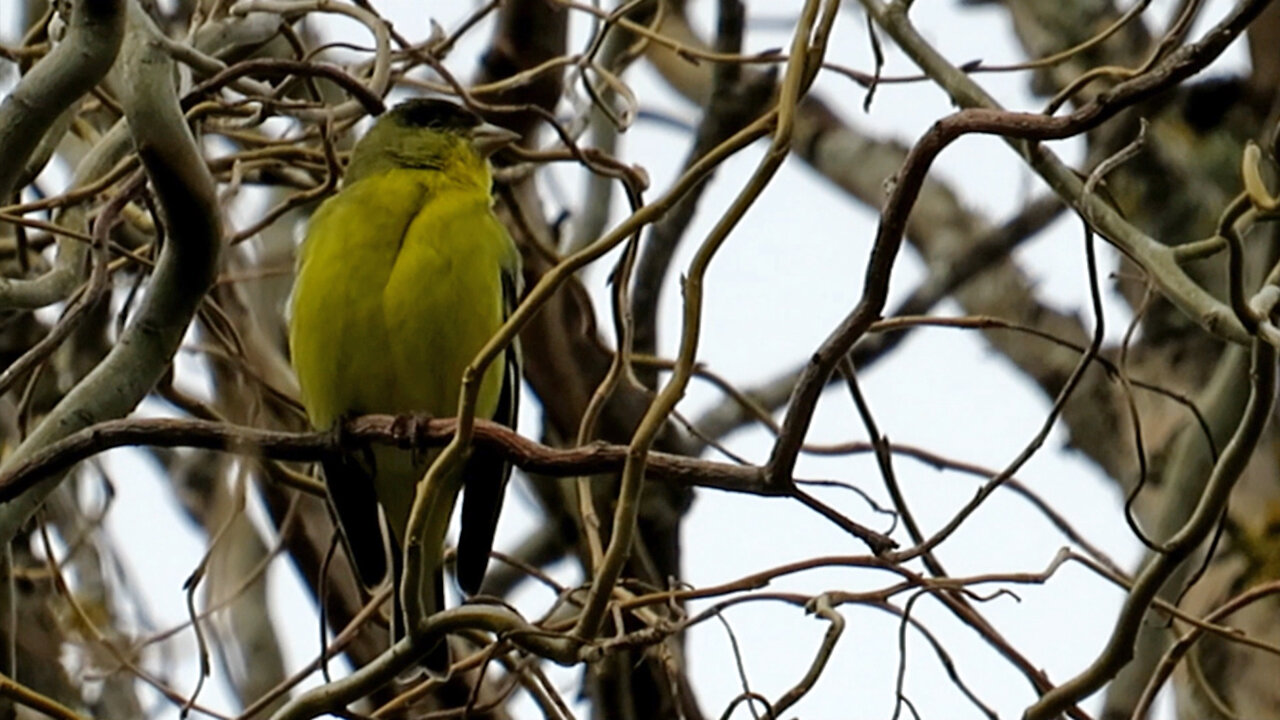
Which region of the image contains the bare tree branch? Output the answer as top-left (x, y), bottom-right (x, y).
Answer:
top-left (0, 0), bottom-right (222, 542)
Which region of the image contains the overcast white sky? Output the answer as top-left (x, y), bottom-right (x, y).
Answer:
top-left (1, 0), bottom-right (1257, 718)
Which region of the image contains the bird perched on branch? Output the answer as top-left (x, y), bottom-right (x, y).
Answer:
top-left (288, 98), bottom-right (522, 673)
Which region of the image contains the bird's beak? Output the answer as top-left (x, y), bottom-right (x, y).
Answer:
top-left (469, 122), bottom-right (521, 157)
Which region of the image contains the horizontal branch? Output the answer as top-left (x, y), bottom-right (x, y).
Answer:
top-left (0, 414), bottom-right (895, 552)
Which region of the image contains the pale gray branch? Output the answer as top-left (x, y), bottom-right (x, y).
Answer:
top-left (0, 0), bottom-right (126, 310)
top-left (0, 0), bottom-right (222, 543)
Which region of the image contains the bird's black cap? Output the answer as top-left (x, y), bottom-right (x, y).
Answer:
top-left (390, 98), bottom-right (483, 132)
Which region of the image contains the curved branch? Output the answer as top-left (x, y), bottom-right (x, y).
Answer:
top-left (1132, 578), bottom-right (1280, 718)
top-left (266, 604), bottom-right (581, 720)
top-left (768, 0), bottom-right (1269, 486)
top-left (225, 0), bottom-right (392, 122)
top-left (1024, 339), bottom-right (1276, 720)
top-left (0, 0), bottom-right (126, 309)
top-left (0, 1), bottom-right (222, 543)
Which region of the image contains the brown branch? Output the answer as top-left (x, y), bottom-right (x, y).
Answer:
top-left (1132, 578), bottom-right (1280, 718)
top-left (183, 58), bottom-right (386, 116)
top-left (0, 3), bottom-right (224, 543)
top-left (766, 0), bottom-right (1272, 486)
top-left (0, 415), bottom-right (896, 553)
top-left (1025, 339), bottom-right (1277, 719)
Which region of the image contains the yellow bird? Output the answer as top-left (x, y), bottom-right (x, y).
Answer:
top-left (288, 99), bottom-right (521, 672)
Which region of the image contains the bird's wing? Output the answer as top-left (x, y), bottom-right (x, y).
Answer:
top-left (455, 266), bottom-right (521, 595)
top-left (322, 449), bottom-right (388, 588)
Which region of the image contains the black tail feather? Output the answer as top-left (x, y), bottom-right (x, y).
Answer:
top-left (322, 453), bottom-right (388, 588)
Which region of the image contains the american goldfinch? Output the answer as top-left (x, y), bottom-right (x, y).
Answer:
top-left (288, 99), bottom-right (521, 672)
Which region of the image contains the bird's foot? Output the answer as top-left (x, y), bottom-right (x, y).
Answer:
top-left (329, 412), bottom-right (359, 453)
top-left (391, 412), bottom-right (434, 457)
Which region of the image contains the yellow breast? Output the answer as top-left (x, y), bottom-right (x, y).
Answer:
top-left (289, 168), bottom-right (509, 433)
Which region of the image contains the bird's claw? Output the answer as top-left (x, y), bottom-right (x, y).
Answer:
top-left (391, 412), bottom-right (434, 459)
top-left (330, 413), bottom-right (357, 453)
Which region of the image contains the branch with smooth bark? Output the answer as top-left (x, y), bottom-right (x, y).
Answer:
top-left (1026, 339), bottom-right (1276, 719)
top-left (1102, 342), bottom-right (1252, 717)
top-left (0, 0), bottom-right (125, 309)
top-left (0, 1), bottom-right (222, 543)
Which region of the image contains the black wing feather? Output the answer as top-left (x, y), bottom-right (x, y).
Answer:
top-left (455, 272), bottom-right (521, 595)
top-left (322, 451), bottom-right (388, 588)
